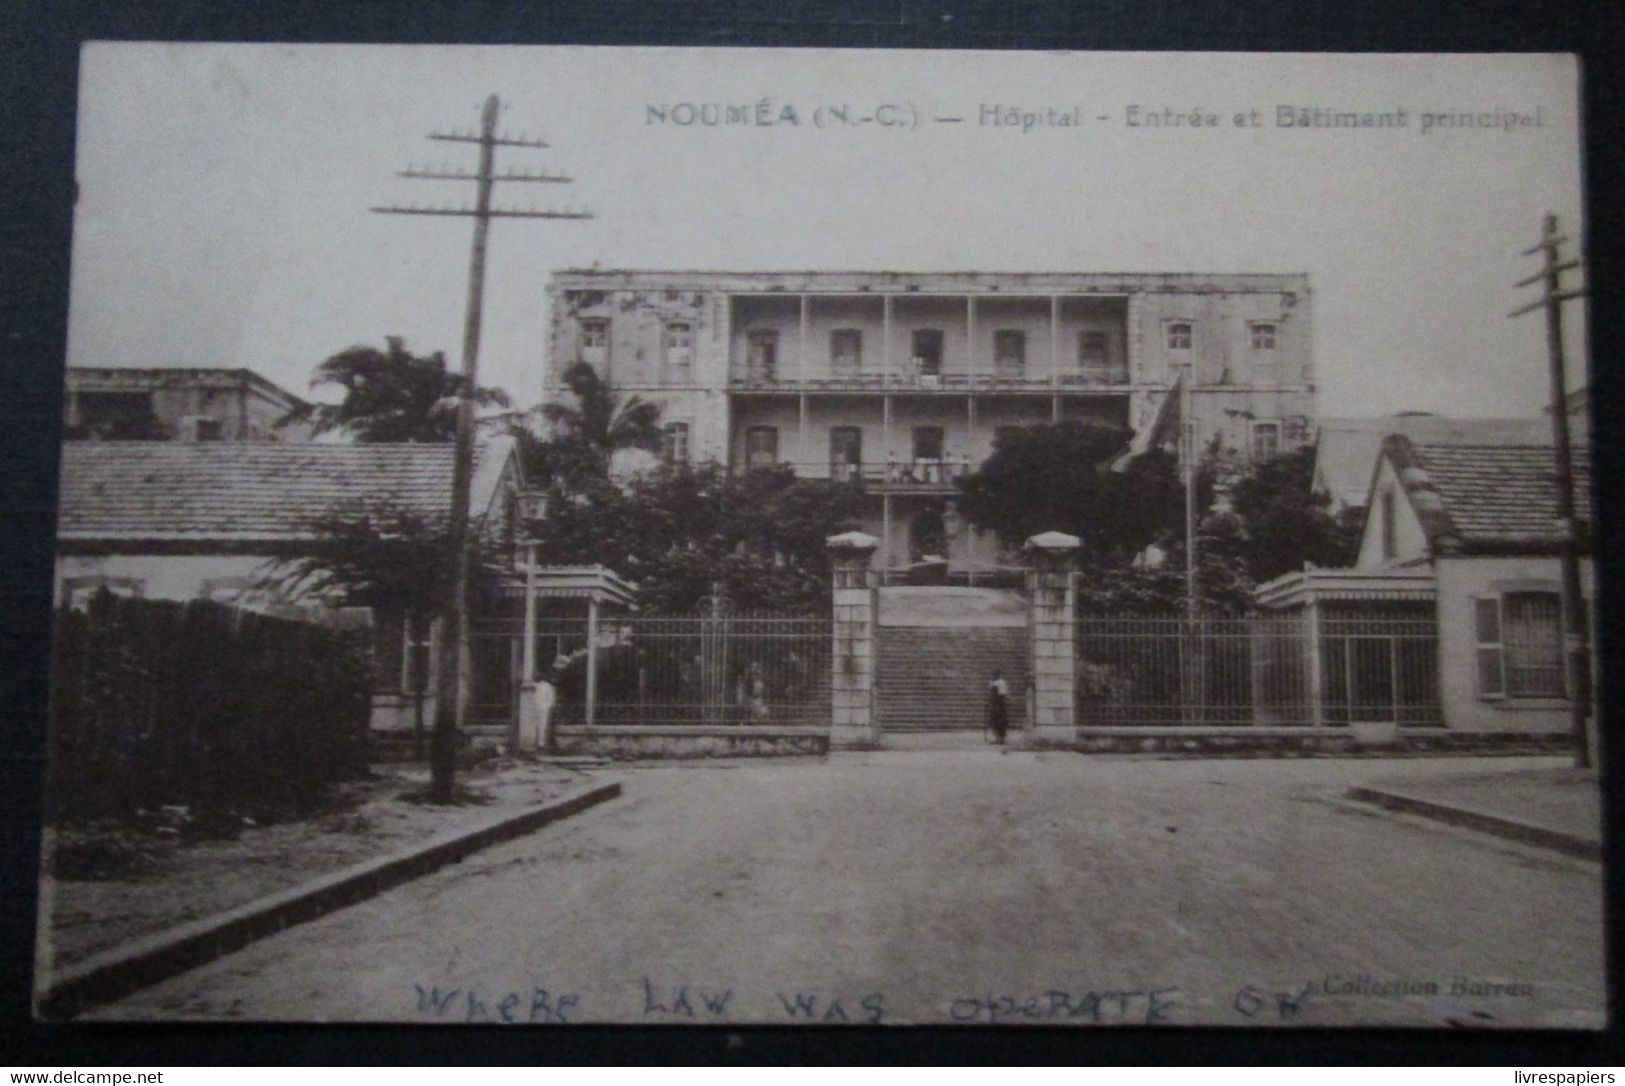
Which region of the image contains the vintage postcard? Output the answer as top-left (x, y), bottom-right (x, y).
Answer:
top-left (36, 44), bottom-right (1600, 1028)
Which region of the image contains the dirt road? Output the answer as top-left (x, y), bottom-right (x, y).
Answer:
top-left (85, 751), bottom-right (1604, 1028)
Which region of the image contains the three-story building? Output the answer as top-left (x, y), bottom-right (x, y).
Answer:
top-left (545, 270), bottom-right (1316, 578)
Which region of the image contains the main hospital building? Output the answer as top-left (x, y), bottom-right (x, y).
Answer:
top-left (544, 270), bottom-right (1315, 577)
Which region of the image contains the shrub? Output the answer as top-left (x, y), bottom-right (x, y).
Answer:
top-left (47, 592), bottom-right (372, 825)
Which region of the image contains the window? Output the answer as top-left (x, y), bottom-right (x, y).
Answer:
top-left (1078, 332), bottom-right (1109, 367)
top-left (912, 426), bottom-right (945, 461)
top-left (192, 418), bottom-right (223, 442)
top-left (909, 507), bottom-right (948, 561)
top-left (661, 422), bottom-right (690, 466)
top-left (663, 322), bottom-right (692, 379)
top-left (1166, 322), bottom-right (1193, 352)
top-left (373, 614), bottom-right (433, 696)
top-left (578, 318), bottom-right (609, 364)
top-left (1504, 593), bottom-right (1565, 697)
top-left (911, 329), bottom-right (943, 377)
top-left (1250, 322), bottom-right (1278, 351)
top-left (894, 427), bottom-right (946, 485)
top-left (831, 329), bottom-right (862, 376)
top-left (1475, 591), bottom-right (1565, 699)
top-left (994, 330), bottom-right (1026, 376)
top-left (1380, 489), bottom-right (1397, 561)
top-left (1249, 420), bottom-right (1281, 460)
top-left (745, 425), bottom-right (778, 468)
top-left (746, 330), bottom-right (778, 382)
top-left (830, 426), bottom-right (862, 482)
top-left (373, 613), bottom-right (406, 693)
top-left (72, 391), bottom-right (162, 440)
top-left (405, 617), bottom-right (433, 695)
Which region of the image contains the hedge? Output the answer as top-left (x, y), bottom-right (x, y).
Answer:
top-left (47, 592), bottom-right (372, 824)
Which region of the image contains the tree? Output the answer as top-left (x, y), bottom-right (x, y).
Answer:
top-left (1227, 445), bottom-right (1360, 583)
top-left (1072, 511), bottom-right (1257, 614)
top-left (527, 461), bottom-right (864, 612)
top-left (282, 336), bottom-right (511, 442)
top-left (271, 502), bottom-right (504, 769)
top-left (536, 361), bottom-right (663, 480)
top-left (955, 422), bottom-right (1197, 563)
top-left (955, 421), bottom-right (1263, 613)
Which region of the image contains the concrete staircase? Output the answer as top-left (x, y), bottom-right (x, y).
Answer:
top-left (876, 626), bottom-right (1029, 731)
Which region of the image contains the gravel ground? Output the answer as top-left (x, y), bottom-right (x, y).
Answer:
top-left (38, 758), bottom-right (595, 968)
top-left (82, 751), bottom-right (1604, 1028)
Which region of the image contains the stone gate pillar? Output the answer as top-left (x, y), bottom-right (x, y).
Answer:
top-left (1025, 531), bottom-right (1080, 743)
top-left (827, 530), bottom-right (880, 748)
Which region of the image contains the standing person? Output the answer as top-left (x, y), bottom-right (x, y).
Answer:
top-left (987, 670), bottom-right (1010, 745)
top-left (531, 664), bottom-right (559, 751)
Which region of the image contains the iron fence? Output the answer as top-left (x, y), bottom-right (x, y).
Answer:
top-left (1074, 613), bottom-right (1441, 727)
top-left (468, 617), bottom-right (589, 728)
top-left (470, 611), bottom-right (832, 728)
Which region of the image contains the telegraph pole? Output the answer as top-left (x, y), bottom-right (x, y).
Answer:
top-left (374, 94), bottom-right (592, 802)
top-left (1510, 213), bottom-right (1590, 769)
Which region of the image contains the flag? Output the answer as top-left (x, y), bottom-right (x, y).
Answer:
top-left (1105, 369), bottom-right (1185, 474)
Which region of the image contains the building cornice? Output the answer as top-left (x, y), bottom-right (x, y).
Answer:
top-left (547, 269), bottom-right (1311, 297)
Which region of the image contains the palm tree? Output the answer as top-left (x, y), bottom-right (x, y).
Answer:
top-left (282, 336), bottom-right (511, 442)
top-left (538, 360), bottom-right (664, 478)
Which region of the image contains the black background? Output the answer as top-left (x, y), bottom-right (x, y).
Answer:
top-left (3, 0), bottom-right (1623, 1066)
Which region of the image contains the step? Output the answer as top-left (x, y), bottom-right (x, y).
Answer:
top-left (875, 626), bottom-right (1031, 730)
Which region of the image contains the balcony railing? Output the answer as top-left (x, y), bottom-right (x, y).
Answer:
top-left (730, 365), bottom-right (1129, 392)
top-left (739, 459), bottom-right (974, 492)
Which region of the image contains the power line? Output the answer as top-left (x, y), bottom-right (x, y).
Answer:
top-left (1509, 212), bottom-right (1591, 769)
top-left (374, 93), bottom-right (593, 802)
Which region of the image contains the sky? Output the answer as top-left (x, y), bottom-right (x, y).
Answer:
top-left (66, 45), bottom-right (1585, 417)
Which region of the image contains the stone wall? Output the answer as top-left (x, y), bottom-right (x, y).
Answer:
top-left (551, 727), bottom-right (828, 760)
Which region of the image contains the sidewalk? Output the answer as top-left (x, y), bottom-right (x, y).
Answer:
top-left (1346, 765), bottom-right (1601, 860)
top-left (40, 757), bottom-right (600, 969)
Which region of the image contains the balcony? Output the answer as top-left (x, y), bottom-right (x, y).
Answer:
top-left (740, 459), bottom-right (973, 494)
top-left (729, 366), bottom-right (1129, 393)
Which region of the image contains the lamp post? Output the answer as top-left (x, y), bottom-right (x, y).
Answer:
top-left (514, 488), bottom-right (548, 752)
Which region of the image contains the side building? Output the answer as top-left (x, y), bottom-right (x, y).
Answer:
top-left (545, 270), bottom-right (1315, 578)
top-left (64, 366), bottom-right (312, 442)
top-left (53, 436), bottom-right (528, 735)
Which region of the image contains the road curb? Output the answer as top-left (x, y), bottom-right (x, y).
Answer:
top-left (1344, 785), bottom-right (1599, 861)
top-left (36, 781), bottom-right (622, 1020)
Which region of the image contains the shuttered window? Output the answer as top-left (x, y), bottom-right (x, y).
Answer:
top-left (1475, 591), bottom-right (1565, 699)
top-left (1503, 592), bottom-right (1564, 697)
top-left (1473, 596), bottom-right (1504, 698)
top-left (664, 323), bottom-right (692, 380)
top-left (661, 422), bottom-right (690, 466)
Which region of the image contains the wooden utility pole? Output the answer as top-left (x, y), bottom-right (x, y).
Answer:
top-left (1510, 212), bottom-right (1590, 768)
top-left (374, 94), bottom-right (591, 801)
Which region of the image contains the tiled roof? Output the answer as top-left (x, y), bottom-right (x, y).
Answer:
top-left (57, 438), bottom-right (516, 543)
top-left (1315, 416), bottom-right (1561, 509)
top-left (1389, 439), bottom-right (1592, 549)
